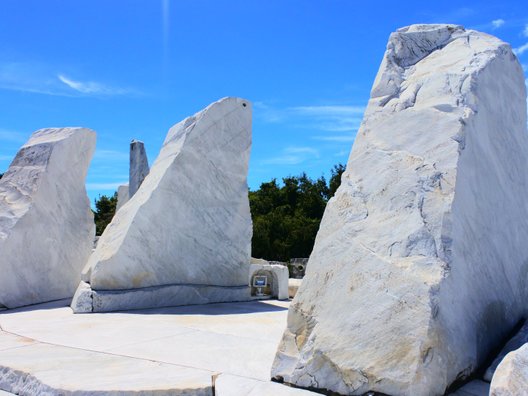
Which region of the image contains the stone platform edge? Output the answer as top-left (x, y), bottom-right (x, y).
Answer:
top-left (71, 281), bottom-right (252, 313)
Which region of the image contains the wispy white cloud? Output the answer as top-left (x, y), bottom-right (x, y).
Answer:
top-left (523, 24), bottom-right (528, 38)
top-left (253, 101), bottom-right (285, 123)
top-left (262, 146), bottom-right (319, 166)
top-left (289, 105), bottom-right (364, 132)
top-left (0, 154), bottom-right (14, 161)
top-left (255, 102), bottom-right (364, 132)
top-left (491, 19), bottom-right (505, 29)
top-left (0, 61), bottom-right (136, 97)
top-left (514, 43), bottom-right (528, 56)
top-left (57, 75), bottom-right (131, 96)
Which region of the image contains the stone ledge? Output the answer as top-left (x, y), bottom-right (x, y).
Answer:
top-left (72, 281), bottom-right (251, 313)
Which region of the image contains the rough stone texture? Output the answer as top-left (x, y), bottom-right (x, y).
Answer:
top-left (72, 280), bottom-right (250, 313)
top-left (116, 184), bottom-right (129, 211)
top-left (289, 258), bottom-right (308, 279)
top-left (490, 344), bottom-right (528, 396)
top-left (485, 320), bottom-right (528, 381)
top-left (129, 139), bottom-right (149, 197)
top-left (249, 264), bottom-right (289, 300)
top-left (272, 24), bottom-right (528, 395)
top-left (288, 279), bottom-right (302, 299)
top-left (0, 128), bottom-right (95, 309)
top-left (73, 97), bottom-right (252, 312)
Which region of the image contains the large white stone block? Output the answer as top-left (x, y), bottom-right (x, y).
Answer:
top-left (73, 97), bottom-right (252, 312)
top-left (485, 320), bottom-right (528, 381)
top-left (490, 344), bottom-right (528, 396)
top-left (0, 128), bottom-right (96, 308)
top-left (272, 24), bottom-right (528, 395)
top-left (115, 184), bottom-right (129, 211)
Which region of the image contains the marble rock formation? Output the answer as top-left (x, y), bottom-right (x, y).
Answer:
top-left (485, 320), bottom-right (528, 381)
top-left (0, 128), bottom-right (96, 309)
top-left (115, 140), bottom-right (149, 211)
top-left (115, 184), bottom-right (129, 211)
top-left (129, 139), bottom-right (149, 197)
top-left (272, 24), bottom-right (528, 395)
top-left (72, 97), bottom-right (252, 313)
top-left (490, 344), bottom-right (528, 396)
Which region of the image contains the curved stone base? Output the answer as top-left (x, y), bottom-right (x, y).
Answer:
top-left (71, 281), bottom-right (251, 313)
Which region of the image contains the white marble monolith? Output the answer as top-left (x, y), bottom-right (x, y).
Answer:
top-left (0, 128), bottom-right (96, 309)
top-left (72, 97), bottom-right (252, 313)
top-left (129, 139), bottom-right (149, 197)
top-left (116, 184), bottom-right (129, 211)
top-left (272, 24), bottom-right (528, 395)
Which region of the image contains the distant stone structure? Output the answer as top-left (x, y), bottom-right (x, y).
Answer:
top-left (272, 24), bottom-right (528, 395)
top-left (289, 258), bottom-right (308, 279)
top-left (115, 184), bottom-right (129, 211)
top-left (0, 128), bottom-right (96, 308)
top-left (72, 97), bottom-right (252, 313)
top-left (115, 139), bottom-right (149, 211)
top-left (129, 139), bottom-right (149, 197)
top-left (249, 263), bottom-right (289, 300)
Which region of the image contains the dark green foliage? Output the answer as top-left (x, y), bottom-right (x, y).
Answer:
top-left (329, 163), bottom-right (346, 197)
top-left (249, 164), bottom-right (345, 261)
top-left (93, 192), bottom-right (118, 236)
top-left (0, 173), bottom-right (3, 179)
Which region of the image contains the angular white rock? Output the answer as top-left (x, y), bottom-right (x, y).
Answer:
top-left (288, 279), bottom-right (302, 299)
top-left (490, 344), bottom-right (528, 396)
top-left (0, 128), bottom-right (96, 308)
top-left (129, 139), bottom-right (149, 197)
top-left (272, 24), bottom-right (528, 395)
top-left (116, 184), bottom-right (129, 211)
top-left (485, 320), bottom-right (528, 381)
top-left (73, 97), bottom-right (252, 312)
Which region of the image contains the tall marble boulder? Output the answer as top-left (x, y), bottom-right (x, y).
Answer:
top-left (72, 97), bottom-right (252, 313)
top-left (115, 184), bottom-right (129, 211)
top-left (115, 140), bottom-right (149, 211)
top-left (129, 139), bottom-right (149, 197)
top-left (490, 344), bottom-right (528, 396)
top-left (272, 24), bottom-right (528, 395)
top-left (0, 128), bottom-right (96, 308)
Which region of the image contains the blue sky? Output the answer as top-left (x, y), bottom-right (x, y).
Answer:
top-left (0, 1), bottom-right (527, 205)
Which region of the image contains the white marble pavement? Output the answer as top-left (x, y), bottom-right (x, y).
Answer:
top-left (0, 299), bottom-right (317, 395)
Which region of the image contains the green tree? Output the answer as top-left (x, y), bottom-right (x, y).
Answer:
top-left (0, 173), bottom-right (3, 179)
top-left (249, 163), bottom-right (345, 262)
top-left (93, 192), bottom-right (118, 236)
top-left (329, 163), bottom-right (346, 197)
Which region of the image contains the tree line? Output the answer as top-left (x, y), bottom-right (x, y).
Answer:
top-left (249, 164), bottom-right (344, 261)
